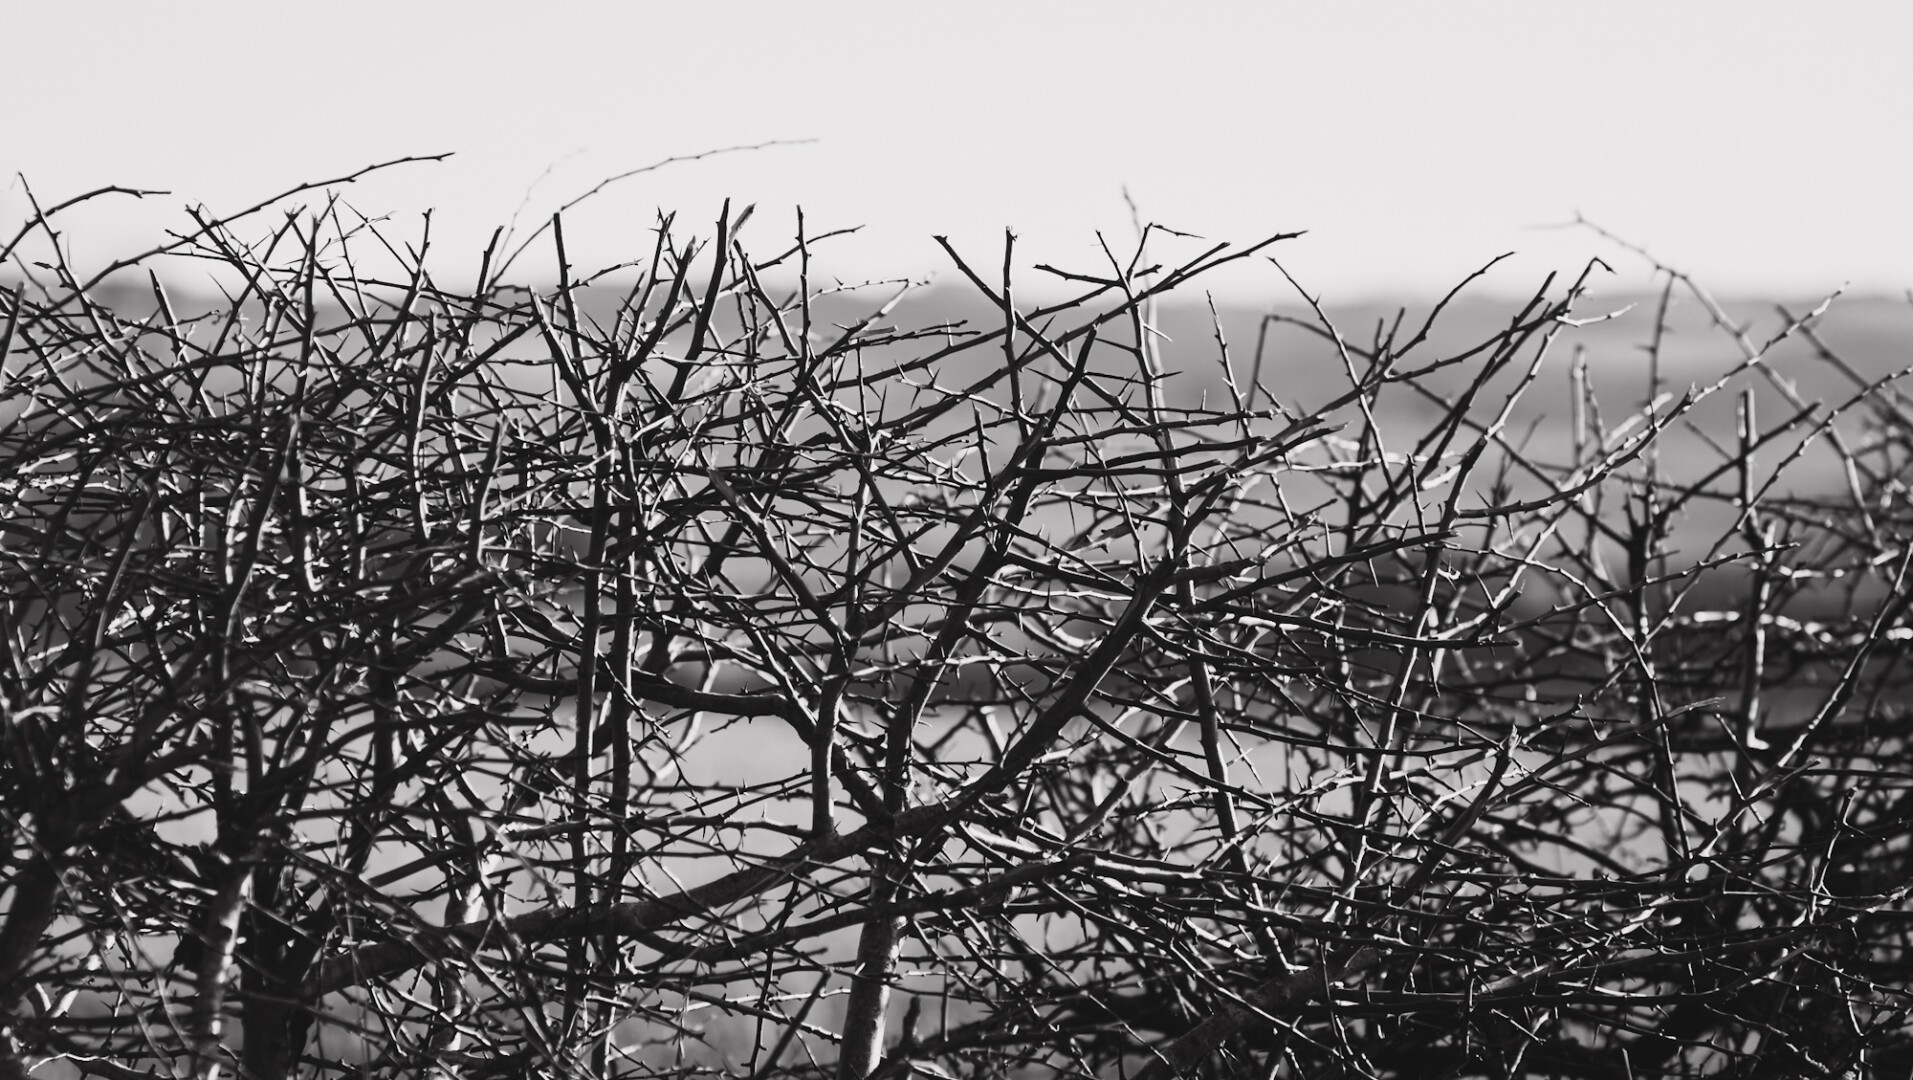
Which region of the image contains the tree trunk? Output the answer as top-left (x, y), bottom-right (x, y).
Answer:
top-left (836, 892), bottom-right (905, 1080)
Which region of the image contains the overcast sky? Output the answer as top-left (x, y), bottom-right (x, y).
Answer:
top-left (6, 2), bottom-right (1908, 301)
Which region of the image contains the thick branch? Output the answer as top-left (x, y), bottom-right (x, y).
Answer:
top-left (307, 803), bottom-right (953, 996)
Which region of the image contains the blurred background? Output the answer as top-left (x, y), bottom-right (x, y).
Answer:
top-left (4, 1), bottom-right (1909, 302)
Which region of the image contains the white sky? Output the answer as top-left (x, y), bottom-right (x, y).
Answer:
top-left (5, 2), bottom-right (1908, 301)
